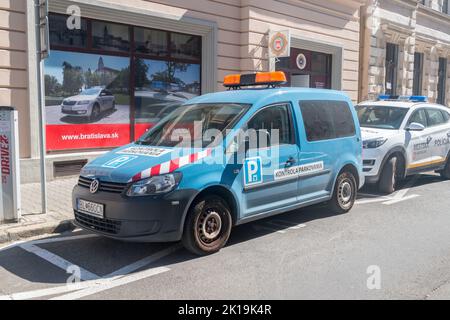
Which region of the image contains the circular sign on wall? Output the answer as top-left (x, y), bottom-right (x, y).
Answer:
top-left (296, 53), bottom-right (307, 70)
top-left (269, 32), bottom-right (289, 57)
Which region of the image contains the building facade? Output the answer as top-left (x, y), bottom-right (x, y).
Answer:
top-left (1, 0), bottom-right (365, 183)
top-left (359, 0), bottom-right (450, 105)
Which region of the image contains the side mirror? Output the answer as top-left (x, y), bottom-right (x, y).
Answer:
top-left (406, 122), bottom-right (425, 131)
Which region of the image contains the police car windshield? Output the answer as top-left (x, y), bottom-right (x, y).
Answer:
top-left (80, 88), bottom-right (102, 96)
top-left (356, 105), bottom-right (408, 130)
top-left (137, 103), bottom-right (250, 148)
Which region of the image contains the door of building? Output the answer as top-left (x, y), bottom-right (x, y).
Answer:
top-left (276, 48), bottom-right (332, 89)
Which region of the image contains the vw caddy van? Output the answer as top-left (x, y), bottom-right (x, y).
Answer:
top-left (73, 72), bottom-right (364, 255)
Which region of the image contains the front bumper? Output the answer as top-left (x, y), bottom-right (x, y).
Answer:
top-left (72, 185), bottom-right (197, 242)
top-left (362, 147), bottom-right (385, 184)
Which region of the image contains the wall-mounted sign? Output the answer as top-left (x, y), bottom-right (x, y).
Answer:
top-left (296, 53), bottom-right (307, 70)
top-left (269, 30), bottom-right (290, 58)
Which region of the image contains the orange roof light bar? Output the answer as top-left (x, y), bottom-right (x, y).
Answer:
top-left (223, 71), bottom-right (287, 88)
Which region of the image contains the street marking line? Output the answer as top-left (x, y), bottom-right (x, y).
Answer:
top-left (20, 243), bottom-right (100, 281)
top-left (266, 221), bottom-right (306, 230)
top-left (27, 234), bottom-right (99, 245)
top-left (51, 266), bottom-right (170, 300)
top-left (0, 244), bottom-right (181, 300)
top-left (105, 244), bottom-right (182, 278)
top-left (356, 197), bottom-right (390, 205)
top-left (253, 224), bottom-right (287, 234)
top-left (382, 194), bottom-right (420, 205)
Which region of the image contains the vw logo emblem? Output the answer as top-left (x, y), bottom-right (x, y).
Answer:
top-left (90, 179), bottom-right (100, 194)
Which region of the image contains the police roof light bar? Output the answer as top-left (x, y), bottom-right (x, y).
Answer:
top-left (378, 95), bottom-right (428, 102)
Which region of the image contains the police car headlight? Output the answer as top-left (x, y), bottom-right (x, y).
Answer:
top-left (363, 138), bottom-right (388, 149)
top-left (126, 173), bottom-right (182, 197)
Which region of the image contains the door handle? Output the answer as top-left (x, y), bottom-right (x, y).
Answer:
top-left (285, 157), bottom-right (297, 167)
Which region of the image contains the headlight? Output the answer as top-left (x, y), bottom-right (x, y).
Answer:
top-left (126, 173), bottom-right (182, 197)
top-left (363, 138), bottom-right (387, 149)
top-left (77, 100), bottom-right (91, 105)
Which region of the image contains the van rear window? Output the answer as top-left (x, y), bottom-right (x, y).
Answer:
top-left (299, 100), bottom-right (356, 142)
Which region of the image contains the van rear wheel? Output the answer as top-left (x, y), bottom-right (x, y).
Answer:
top-left (328, 171), bottom-right (357, 214)
top-left (182, 195), bottom-right (232, 256)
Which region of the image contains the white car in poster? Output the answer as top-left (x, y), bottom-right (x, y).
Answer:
top-left (61, 87), bottom-right (116, 121)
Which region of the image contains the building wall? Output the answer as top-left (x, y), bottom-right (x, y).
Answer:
top-left (361, 0), bottom-right (450, 105)
top-left (0, 0), bottom-right (30, 158)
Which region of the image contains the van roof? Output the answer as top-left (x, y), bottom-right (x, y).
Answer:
top-left (186, 87), bottom-right (350, 106)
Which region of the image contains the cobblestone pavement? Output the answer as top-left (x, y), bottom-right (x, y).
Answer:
top-left (21, 177), bottom-right (78, 217)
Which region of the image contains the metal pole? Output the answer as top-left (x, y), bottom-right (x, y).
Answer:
top-left (35, 0), bottom-right (48, 214)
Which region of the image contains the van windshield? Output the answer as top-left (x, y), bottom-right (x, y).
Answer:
top-left (136, 103), bottom-right (250, 147)
top-left (356, 105), bottom-right (408, 130)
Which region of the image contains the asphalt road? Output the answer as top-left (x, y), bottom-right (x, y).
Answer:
top-left (1, 173), bottom-right (450, 300)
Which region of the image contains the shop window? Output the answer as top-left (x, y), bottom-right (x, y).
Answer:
top-left (49, 14), bottom-right (88, 48)
top-left (437, 58), bottom-right (447, 105)
top-left (413, 52), bottom-right (423, 96)
top-left (92, 21), bottom-right (130, 52)
top-left (134, 58), bottom-right (201, 139)
top-left (385, 43), bottom-right (399, 95)
top-left (44, 50), bottom-right (131, 151)
top-left (134, 28), bottom-right (168, 56)
top-left (170, 33), bottom-right (201, 61)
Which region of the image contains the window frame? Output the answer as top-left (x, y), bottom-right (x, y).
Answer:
top-left (413, 52), bottom-right (424, 96)
top-left (385, 43), bottom-right (399, 96)
top-left (407, 108), bottom-right (428, 128)
top-left (437, 58), bottom-right (447, 105)
top-left (244, 102), bottom-right (297, 149)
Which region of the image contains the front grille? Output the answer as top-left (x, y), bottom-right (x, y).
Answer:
top-left (75, 210), bottom-right (121, 235)
top-left (78, 176), bottom-right (128, 194)
top-left (63, 100), bottom-right (77, 106)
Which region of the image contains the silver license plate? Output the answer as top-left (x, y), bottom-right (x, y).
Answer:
top-left (77, 199), bottom-right (104, 218)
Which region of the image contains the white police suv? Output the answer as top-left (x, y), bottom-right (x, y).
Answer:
top-left (356, 95), bottom-right (450, 194)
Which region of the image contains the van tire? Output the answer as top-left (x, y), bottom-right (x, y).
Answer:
top-left (328, 171), bottom-right (357, 214)
top-left (440, 156), bottom-right (450, 180)
top-left (379, 157), bottom-right (397, 194)
top-left (182, 195), bottom-right (232, 256)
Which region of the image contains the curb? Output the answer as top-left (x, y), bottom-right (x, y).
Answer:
top-left (0, 219), bottom-right (77, 245)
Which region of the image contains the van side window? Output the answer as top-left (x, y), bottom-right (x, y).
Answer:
top-left (247, 104), bottom-right (294, 147)
top-left (299, 101), bottom-right (355, 142)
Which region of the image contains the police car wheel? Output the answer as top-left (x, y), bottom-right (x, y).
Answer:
top-left (182, 195), bottom-right (232, 256)
top-left (329, 172), bottom-right (357, 214)
top-left (90, 104), bottom-right (100, 121)
top-left (379, 157), bottom-right (397, 194)
top-left (440, 156), bottom-right (450, 180)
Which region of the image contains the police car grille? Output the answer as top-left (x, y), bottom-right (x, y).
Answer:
top-left (63, 101), bottom-right (77, 106)
top-left (75, 211), bottom-right (121, 235)
top-left (78, 177), bottom-right (127, 194)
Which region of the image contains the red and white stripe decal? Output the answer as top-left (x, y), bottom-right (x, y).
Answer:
top-left (129, 149), bottom-right (212, 182)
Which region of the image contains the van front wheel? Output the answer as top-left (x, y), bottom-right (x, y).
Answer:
top-left (182, 195), bottom-right (232, 256)
top-left (329, 171), bottom-right (357, 214)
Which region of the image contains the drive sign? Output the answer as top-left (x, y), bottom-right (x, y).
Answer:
top-left (0, 107), bottom-right (21, 222)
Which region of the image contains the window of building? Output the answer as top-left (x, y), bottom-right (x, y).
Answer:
top-left (45, 14), bottom-right (202, 153)
top-left (247, 104), bottom-right (295, 147)
top-left (49, 14), bottom-right (88, 48)
top-left (385, 43), bottom-right (399, 95)
top-left (92, 21), bottom-right (131, 52)
top-left (413, 52), bottom-right (424, 96)
top-left (437, 58), bottom-right (447, 105)
top-left (443, 0), bottom-right (449, 14)
top-left (299, 101), bottom-right (355, 142)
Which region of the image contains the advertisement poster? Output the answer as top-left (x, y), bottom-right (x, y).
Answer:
top-left (44, 51), bottom-right (131, 151)
top-left (134, 58), bottom-right (201, 139)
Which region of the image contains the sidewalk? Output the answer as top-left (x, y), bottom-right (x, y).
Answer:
top-left (0, 177), bottom-right (78, 244)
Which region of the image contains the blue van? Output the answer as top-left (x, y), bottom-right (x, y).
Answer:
top-left (73, 72), bottom-right (364, 255)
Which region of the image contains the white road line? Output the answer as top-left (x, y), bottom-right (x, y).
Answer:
top-left (51, 266), bottom-right (170, 300)
top-left (266, 221), bottom-right (306, 230)
top-left (356, 197), bottom-right (390, 205)
top-left (253, 224), bottom-right (287, 234)
top-left (20, 243), bottom-right (100, 281)
top-left (28, 234), bottom-right (99, 245)
top-left (382, 194), bottom-right (420, 205)
top-left (105, 244), bottom-right (182, 278)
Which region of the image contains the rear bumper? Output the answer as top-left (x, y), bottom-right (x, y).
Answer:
top-left (72, 185), bottom-right (197, 242)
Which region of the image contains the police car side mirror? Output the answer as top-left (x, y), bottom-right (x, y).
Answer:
top-left (406, 122), bottom-right (425, 132)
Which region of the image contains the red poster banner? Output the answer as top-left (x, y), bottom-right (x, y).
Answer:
top-left (46, 124), bottom-right (131, 151)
